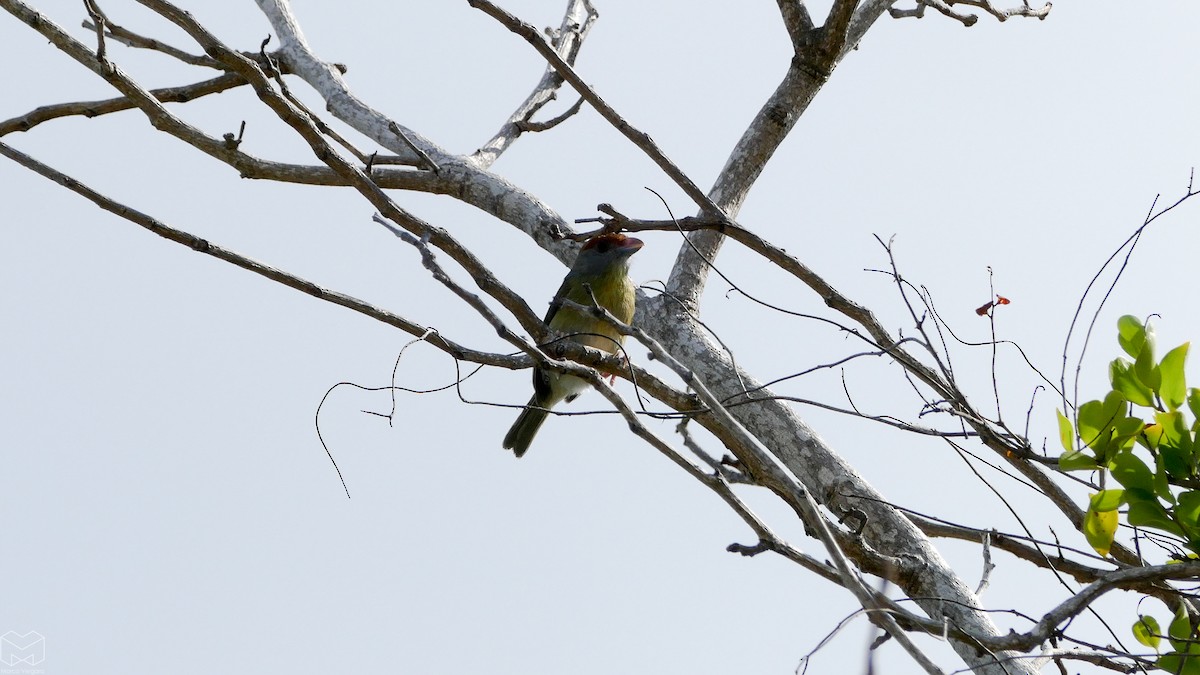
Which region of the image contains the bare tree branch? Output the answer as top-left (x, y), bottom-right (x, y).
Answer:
top-left (0, 72), bottom-right (248, 135)
top-left (514, 96), bottom-right (584, 133)
top-left (135, 0), bottom-right (559, 341)
top-left (466, 0), bottom-right (722, 221)
top-left (253, 0), bottom-right (580, 263)
top-left (472, 0), bottom-right (597, 167)
top-left (988, 561), bottom-right (1200, 652)
top-left (0, 139), bottom-right (510, 368)
top-left (848, 0), bottom-right (898, 51)
top-left (560, 298), bottom-right (953, 673)
top-left (775, 0), bottom-right (815, 52)
top-left (890, 0), bottom-right (1051, 27)
top-left (9, 2), bottom-right (1175, 673)
top-left (81, 15), bottom-right (215, 66)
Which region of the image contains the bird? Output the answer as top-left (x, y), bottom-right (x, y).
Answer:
top-left (502, 232), bottom-right (643, 457)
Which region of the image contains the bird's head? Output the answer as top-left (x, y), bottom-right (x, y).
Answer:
top-left (573, 232), bottom-right (643, 276)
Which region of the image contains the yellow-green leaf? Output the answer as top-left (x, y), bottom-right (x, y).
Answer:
top-left (1170, 603), bottom-right (1197, 652)
top-left (1111, 357), bottom-right (1155, 407)
top-left (1056, 409), bottom-right (1074, 452)
top-left (1178, 491), bottom-right (1200, 532)
top-left (1118, 315), bottom-right (1147, 359)
top-left (1060, 449), bottom-right (1098, 471)
top-left (1142, 423), bottom-right (1164, 451)
top-left (1155, 411), bottom-right (1194, 464)
top-left (1084, 507), bottom-right (1119, 557)
top-left (1158, 653), bottom-right (1200, 675)
top-left (1155, 455), bottom-right (1176, 503)
top-left (1127, 497), bottom-right (1184, 537)
top-left (1112, 416), bottom-right (1145, 451)
top-left (1110, 451), bottom-right (1154, 492)
top-left (1135, 321), bottom-right (1160, 391)
top-left (1078, 392), bottom-right (1124, 455)
top-left (1084, 490), bottom-right (1123, 556)
top-left (1091, 489), bottom-right (1125, 512)
top-left (1134, 615), bottom-right (1162, 650)
top-left (1161, 343), bottom-right (1191, 412)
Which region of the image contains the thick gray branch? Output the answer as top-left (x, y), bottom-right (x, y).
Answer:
top-left (638, 296), bottom-right (1032, 674)
top-left (253, 0), bottom-right (579, 263)
top-left (638, 4), bottom-right (1034, 671)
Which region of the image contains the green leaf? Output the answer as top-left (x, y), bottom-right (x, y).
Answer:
top-left (1084, 503), bottom-right (1119, 557)
top-left (1118, 315), bottom-right (1147, 359)
top-left (1155, 455), bottom-right (1176, 503)
top-left (1076, 399), bottom-right (1105, 446)
top-left (1135, 321), bottom-right (1161, 392)
top-left (1158, 411), bottom-right (1192, 442)
top-left (1134, 615), bottom-right (1162, 649)
top-left (1110, 451), bottom-right (1154, 492)
top-left (1180, 491), bottom-right (1200, 518)
top-left (1170, 603), bottom-right (1197, 652)
top-left (1112, 416), bottom-right (1146, 451)
top-left (1111, 357), bottom-right (1155, 407)
top-left (1084, 490), bottom-right (1124, 557)
top-left (1162, 443), bottom-right (1192, 479)
top-left (1056, 409), bottom-right (1074, 452)
top-left (1189, 389), bottom-right (1200, 422)
top-left (1127, 493), bottom-right (1184, 537)
top-left (1178, 491), bottom-right (1200, 534)
top-left (1156, 410), bottom-right (1196, 477)
top-left (1158, 653), bottom-right (1200, 675)
top-left (1142, 422), bottom-right (1164, 451)
top-left (1059, 449), bottom-right (1098, 471)
top-left (1077, 392), bottom-right (1125, 456)
top-left (1091, 489), bottom-right (1125, 512)
top-left (1161, 343), bottom-right (1191, 412)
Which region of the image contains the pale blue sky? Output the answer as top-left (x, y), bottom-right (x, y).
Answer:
top-left (2, 2), bottom-right (1199, 673)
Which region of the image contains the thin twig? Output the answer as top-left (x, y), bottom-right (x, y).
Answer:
top-left (0, 73), bottom-right (248, 136)
top-left (515, 96), bottom-right (584, 132)
top-left (0, 140), bottom-right (514, 369)
top-left (473, 0), bottom-right (597, 166)
top-left (81, 16), bottom-right (213, 66)
top-left (467, 0), bottom-right (723, 219)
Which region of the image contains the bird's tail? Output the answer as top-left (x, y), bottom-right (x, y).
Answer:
top-left (503, 398), bottom-right (549, 457)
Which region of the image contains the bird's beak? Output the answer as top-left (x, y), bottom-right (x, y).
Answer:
top-left (621, 237), bottom-right (644, 254)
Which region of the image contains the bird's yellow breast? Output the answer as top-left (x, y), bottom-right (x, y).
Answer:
top-left (549, 267), bottom-right (635, 354)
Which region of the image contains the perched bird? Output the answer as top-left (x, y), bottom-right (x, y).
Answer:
top-left (502, 232), bottom-right (643, 457)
